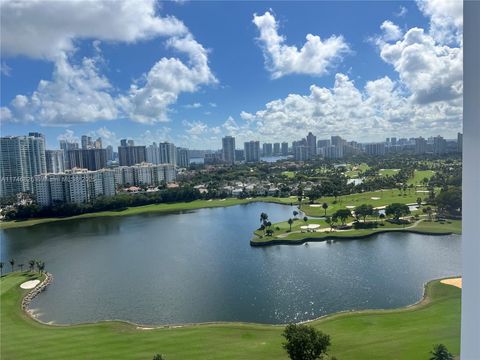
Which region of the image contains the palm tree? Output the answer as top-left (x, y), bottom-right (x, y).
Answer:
top-left (9, 259), bottom-right (15, 273)
top-left (260, 212), bottom-right (268, 224)
top-left (288, 218), bottom-right (293, 232)
top-left (18, 263), bottom-right (24, 272)
top-left (429, 344), bottom-right (454, 360)
top-left (36, 261), bottom-right (45, 274)
top-left (28, 259), bottom-right (35, 272)
top-left (322, 202), bottom-right (328, 216)
top-left (0, 262), bottom-right (3, 276)
top-left (293, 210), bottom-right (298, 218)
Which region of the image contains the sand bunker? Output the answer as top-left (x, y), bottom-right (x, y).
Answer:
top-left (346, 205), bottom-right (355, 209)
top-left (20, 280), bottom-right (40, 289)
top-left (371, 197), bottom-right (380, 200)
top-left (310, 204), bottom-right (322, 207)
top-left (416, 190), bottom-right (430, 193)
top-left (440, 278), bottom-right (462, 288)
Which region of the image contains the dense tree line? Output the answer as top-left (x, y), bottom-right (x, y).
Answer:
top-left (2, 187), bottom-right (202, 221)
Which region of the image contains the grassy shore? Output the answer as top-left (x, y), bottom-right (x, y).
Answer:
top-left (252, 218), bottom-right (461, 244)
top-left (300, 189), bottom-right (433, 217)
top-left (0, 197), bottom-right (298, 230)
top-left (0, 273), bottom-right (460, 359)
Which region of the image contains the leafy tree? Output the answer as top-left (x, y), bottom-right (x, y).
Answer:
top-left (333, 209), bottom-right (351, 225)
top-left (9, 259), bottom-right (15, 273)
top-left (0, 262), bottom-right (3, 276)
top-left (152, 354), bottom-right (166, 360)
top-left (288, 218), bottom-right (294, 232)
top-left (325, 217), bottom-right (332, 231)
top-left (322, 202), bottom-right (328, 216)
top-left (423, 206), bottom-right (434, 221)
top-left (385, 203), bottom-right (410, 220)
top-left (303, 216), bottom-right (308, 224)
top-left (282, 324), bottom-right (331, 360)
top-left (293, 211), bottom-right (299, 218)
top-left (417, 197), bottom-right (422, 207)
top-left (379, 213), bottom-right (386, 223)
top-left (429, 344), bottom-right (454, 360)
top-left (435, 187), bottom-right (461, 215)
top-left (354, 204), bottom-right (374, 223)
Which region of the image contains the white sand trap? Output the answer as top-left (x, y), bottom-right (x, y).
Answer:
top-left (309, 204), bottom-right (322, 207)
top-left (416, 190), bottom-right (430, 193)
top-left (136, 326), bottom-right (154, 330)
top-left (441, 278), bottom-right (462, 288)
top-left (346, 205), bottom-right (355, 209)
top-left (20, 280), bottom-right (40, 289)
top-left (220, 199), bottom-right (226, 201)
top-left (207, 199), bottom-right (213, 202)
top-left (371, 197), bottom-right (380, 200)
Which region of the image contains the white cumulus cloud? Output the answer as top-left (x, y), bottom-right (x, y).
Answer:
top-left (1, 0), bottom-right (216, 126)
top-left (380, 21), bottom-right (403, 41)
top-left (416, 0), bottom-right (463, 45)
top-left (252, 11), bottom-right (350, 79)
top-left (0, 0), bottom-right (187, 60)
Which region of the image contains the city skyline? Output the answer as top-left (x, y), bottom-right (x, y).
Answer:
top-left (0, 1), bottom-right (463, 149)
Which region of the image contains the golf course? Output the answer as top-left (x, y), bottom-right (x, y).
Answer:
top-left (0, 273), bottom-right (460, 359)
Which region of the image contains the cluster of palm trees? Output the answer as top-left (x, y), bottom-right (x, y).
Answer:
top-left (259, 212), bottom-right (273, 236)
top-left (0, 259), bottom-right (45, 276)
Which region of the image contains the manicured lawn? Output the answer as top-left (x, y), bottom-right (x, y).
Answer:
top-left (0, 197), bottom-right (297, 230)
top-left (345, 163), bottom-right (369, 178)
top-left (0, 273), bottom-right (460, 359)
top-left (253, 218), bottom-right (461, 243)
top-left (379, 168), bottom-right (401, 177)
top-left (281, 171), bottom-right (295, 178)
top-left (301, 190), bottom-right (424, 217)
top-left (409, 170), bottom-right (436, 185)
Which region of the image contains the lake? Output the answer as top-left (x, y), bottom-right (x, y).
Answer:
top-left (0, 202), bottom-right (461, 325)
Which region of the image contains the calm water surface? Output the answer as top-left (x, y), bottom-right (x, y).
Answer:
top-left (0, 202), bottom-right (461, 325)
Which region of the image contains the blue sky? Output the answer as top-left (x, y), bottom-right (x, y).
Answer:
top-left (0, 0), bottom-right (463, 149)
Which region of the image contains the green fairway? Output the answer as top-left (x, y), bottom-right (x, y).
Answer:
top-left (0, 197), bottom-right (298, 230)
top-left (0, 273), bottom-right (460, 359)
top-left (409, 170), bottom-right (436, 185)
top-left (301, 190), bottom-right (425, 217)
top-left (252, 218), bottom-right (461, 244)
top-left (378, 168), bottom-right (401, 177)
top-left (344, 163), bottom-right (369, 178)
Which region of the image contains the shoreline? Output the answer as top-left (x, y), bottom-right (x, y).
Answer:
top-left (250, 227), bottom-right (458, 246)
top-left (0, 197), bottom-right (297, 230)
top-left (18, 273), bottom-right (460, 330)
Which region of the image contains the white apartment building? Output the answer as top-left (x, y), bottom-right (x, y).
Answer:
top-left (34, 168), bottom-right (116, 206)
top-left (113, 163), bottom-right (176, 187)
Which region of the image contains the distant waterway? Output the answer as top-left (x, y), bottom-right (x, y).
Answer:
top-left (1, 202), bottom-right (460, 325)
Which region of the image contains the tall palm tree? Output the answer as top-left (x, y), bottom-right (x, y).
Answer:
top-left (28, 259), bottom-right (35, 272)
top-left (260, 212), bottom-right (268, 224)
top-left (18, 263), bottom-right (24, 272)
top-left (288, 218), bottom-right (293, 232)
top-left (0, 262), bottom-right (3, 276)
top-left (322, 202), bottom-right (328, 216)
top-left (9, 259), bottom-right (15, 273)
top-left (36, 261), bottom-right (45, 274)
